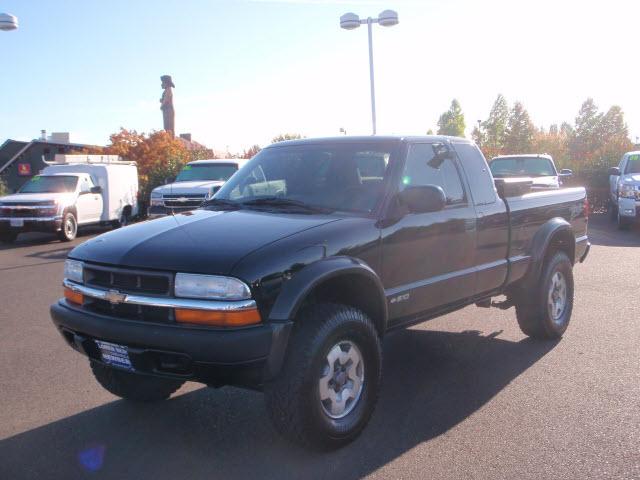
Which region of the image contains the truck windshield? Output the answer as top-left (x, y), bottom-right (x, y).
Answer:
top-left (19, 175), bottom-right (78, 193)
top-left (213, 143), bottom-right (393, 214)
top-left (625, 155), bottom-right (640, 174)
top-left (175, 164), bottom-right (238, 182)
top-left (490, 157), bottom-right (556, 177)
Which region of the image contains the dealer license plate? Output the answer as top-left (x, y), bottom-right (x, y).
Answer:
top-left (95, 340), bottom-right (134, 371)
top-left (10, 219), bottom-right (24, 227)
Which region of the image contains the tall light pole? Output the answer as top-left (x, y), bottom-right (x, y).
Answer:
top-left (0, 13), bottom-right (18, 31)
top-left (340, 10), bottom-right (398, 135)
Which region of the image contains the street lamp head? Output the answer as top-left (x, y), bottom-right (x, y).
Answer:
top-left (377, 10), bottom-right (399, 27)
top-left (340, 12), bottom-right (361, 30)
top-left (0, 13), bottom-right (18, 31)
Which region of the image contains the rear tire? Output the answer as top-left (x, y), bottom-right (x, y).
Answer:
top-left (112, 209), bottom-right (130, 229)
top-left (90, 361), bottom-right (184, 402)
top-left (516, 251), bottom-right (574, 339)
top-left (57, 211), bottom-right (77, 241)
top-left (0, 232), bottom-right (18, 244)
top-left (264, 303), bottom-right (382, 450)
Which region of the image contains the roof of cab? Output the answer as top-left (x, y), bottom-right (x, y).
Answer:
top-left (264, 135), bottom-right (474, 148)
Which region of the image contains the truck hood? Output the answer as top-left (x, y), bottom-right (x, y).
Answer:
top-left (621, 173), bottom-right (640, 184)
top-left (69, 209), bottom-right (340, 275)
top-left (153, 180), bottom-right (226, 195)
top-left (0, 192), bottom-right (74, 204)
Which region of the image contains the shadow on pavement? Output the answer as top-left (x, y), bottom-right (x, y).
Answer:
top-left (0, 328), bottom-right (557, 480)
top-left (587, 213), bottom-right (640, 247)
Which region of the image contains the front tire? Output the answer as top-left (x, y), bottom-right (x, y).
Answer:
top-left (90, 361), bottom-right (184, 402)
top-left (57, 211), bottom-right (77, 241)
top-left (617, 211), bottom-right (631, 230)
top-left (0, 232), bottom-right (18, 244)
top-left (264, 303), bottom-right (382, 450)
top-left (516, 251), bottom-right (574, 339)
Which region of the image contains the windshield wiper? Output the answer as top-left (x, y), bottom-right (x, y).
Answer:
top-left (240, 197), bottom-right (331, 213)
top-left (202, 198), bottom-right (242, 210)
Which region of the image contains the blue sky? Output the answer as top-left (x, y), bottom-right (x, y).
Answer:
top-left (2, 0), bottom-right (639, 151)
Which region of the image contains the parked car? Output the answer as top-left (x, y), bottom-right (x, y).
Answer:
top-left (0, 155), bottom-right (138, 243)
top-left (608, 151), bottom-right (640, 229)
top-left (489, 154), bottom-right (572, 189)
top-left (148, 159), bottom-right (246, 218)
top-left (51, 136), bottom-right (589, 449)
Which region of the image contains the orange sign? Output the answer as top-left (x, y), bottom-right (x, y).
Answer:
top-left (18, 163), bottom-right (32, 176)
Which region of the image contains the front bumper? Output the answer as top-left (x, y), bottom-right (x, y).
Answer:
top-left (0, 216), bottom-right (63, 233)
top-left (50, 300), bottom-right (292, 388)
top-left (617, 197), bottom-right (640, 220)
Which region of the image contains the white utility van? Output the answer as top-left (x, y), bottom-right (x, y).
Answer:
top-left (0, 155), bottom-right (138, 242)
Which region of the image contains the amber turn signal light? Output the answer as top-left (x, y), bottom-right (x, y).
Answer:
top-left (175, 308), bottom-right (261, 327)
top-left (64, 287), bottom-right (83, 305)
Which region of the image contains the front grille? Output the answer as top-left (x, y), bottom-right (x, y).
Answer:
top-left (1, 206), bottom-right (57, 218)
top-left (163, 200), bottom-right (203, 208)
top-left (162, 193), bottom-right (206, 209)
top-left (82, 264), bottom-right (174, 323)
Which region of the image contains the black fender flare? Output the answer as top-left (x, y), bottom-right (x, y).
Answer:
top-left (523, 217), bottom-right (575, 286)
top-left (268, 256), bottom-right (388, 333)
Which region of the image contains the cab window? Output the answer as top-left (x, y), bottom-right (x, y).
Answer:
top-left (401, 144), bottom-right (465, 205)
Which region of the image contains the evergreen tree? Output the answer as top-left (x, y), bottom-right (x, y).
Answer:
top-left (437, 99), bottom-right (466, 137)
top-left (504, 102), bottom-right (536, 153)
top-left (482, 94), bottom-right (509, 149)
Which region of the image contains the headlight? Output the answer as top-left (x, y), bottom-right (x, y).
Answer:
top-left (64, 259), bottom-right (84, 283)
top-left (618, 183), bottom-right (636, 199)
top-left (150, 191), bottom-right (163, 206)
top-left (174, 273), bottom-right (251, 300)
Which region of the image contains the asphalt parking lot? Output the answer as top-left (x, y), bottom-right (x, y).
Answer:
top-left (0, 214), bottom-right (638, 480)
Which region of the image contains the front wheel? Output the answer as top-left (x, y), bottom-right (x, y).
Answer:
top-left (57, 211), bottom-right (77, 241)
top-left (516, 251), bottom-right (574, 339)
top-left (264, 303), bottom-right (382, 450)
top-left (0, 232), bottom-right (18, 244)
top-left (90, 361), bottom-right (184, 402)
top-left (617, 211), bottom-right (632, 230)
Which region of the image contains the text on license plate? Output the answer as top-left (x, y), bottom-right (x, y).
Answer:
top-left (95, 340), bottom-right (134, 371)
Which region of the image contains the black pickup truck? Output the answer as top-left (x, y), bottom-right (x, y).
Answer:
top-left (51, 136), bottom-right (589, 449)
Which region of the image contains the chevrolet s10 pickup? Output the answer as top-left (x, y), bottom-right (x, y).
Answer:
top-left (51, 136), bottom-right (589, 449)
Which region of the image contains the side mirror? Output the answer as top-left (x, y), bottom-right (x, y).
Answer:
top-left (399, 185), bottom-right (446, 213)
top-left (165, 176), bottom-right (176, 184)
top-left (90, 185), bottom-right (102, 194)
top-left (608, 167), bottom-right (621, 176)
top-left (559, 169), bottom-right (572, 176)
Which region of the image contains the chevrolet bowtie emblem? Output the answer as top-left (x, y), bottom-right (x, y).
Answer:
top-left (176, 197), bottom-right (188, 202)
top-left (105, 289), bottom-right (127, 304)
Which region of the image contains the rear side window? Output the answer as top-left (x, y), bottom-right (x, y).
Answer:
top-left (402, 144), bottom-right (465, 205)
top-left (453, 143), bottom-right (496, 205)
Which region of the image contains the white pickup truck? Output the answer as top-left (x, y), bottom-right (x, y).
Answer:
top-left (0, 155), bottom-right (138, 243)
top-left (148, 159), bottom-right (245, 218)
top-left (608, 151), bottom-right (640, 229)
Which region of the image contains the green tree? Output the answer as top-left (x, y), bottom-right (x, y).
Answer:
top-left (271, 133), bottom-right (303, 144)
top-left (504, 102), bottom-right (536, 153)
top-left (437, 99), bottom-right (465, 137)
top-left (570, 98), bottom-right (603, 160)
top-left (482, 94), bottom-right (510, 150)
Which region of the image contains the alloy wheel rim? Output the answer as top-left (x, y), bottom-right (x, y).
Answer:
top-left (318, 340), bottom-right (365, 419)
top-left (547, 271), bottom-right (567, 324)
top-left (65, 216), bottom-right (76, 238)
